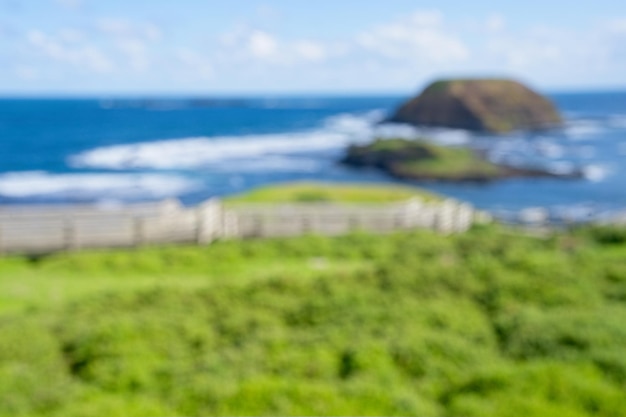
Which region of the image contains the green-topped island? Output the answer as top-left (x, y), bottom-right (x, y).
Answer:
top-left (342, 138), bottom-right (582, 182)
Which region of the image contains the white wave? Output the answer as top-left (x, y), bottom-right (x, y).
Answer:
top-left (421, 128), bottom-right (472, 146)
top-left (70, 133), bottom-right (348, 170)
top-left (551, 204), bottom-right (598, 222)
top-left (546, 161), bottom-right (577, 176)
top-left (70, 112), bottom-right (382, 170)
top-left (575, 145), bottom-right (596, 159)
top-left (375, 123), bottom-right (421, 139)
top-left (619, 143), bottom-right (626, 156)
top-left (582, 164), bottom-right (611, 182)
top-left (0, 171), bottom-right (197, 199)
top-left (325, 110), bottom-right (385, 134)
top-left (212, 156), bottom-right (323, 173)
top-left (485, 138), bottom-right (535, 164)
top-left (257, 99), bottom-right (328, 110)
top-left (564, 120), bottom-right (606, 140)
top-left (609, 115), bottom-right (626, 129)
top-left (534, 140), bottom-right (565, 159)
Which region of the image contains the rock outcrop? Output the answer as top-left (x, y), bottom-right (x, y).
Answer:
top-left (389, 79), bottom-right (563, 133)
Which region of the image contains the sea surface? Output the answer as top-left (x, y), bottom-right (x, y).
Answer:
top-left (1, 92), bottom-right (625, 220)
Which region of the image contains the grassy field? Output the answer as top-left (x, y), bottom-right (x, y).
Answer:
top-left (1, 224), bottom-right (626, 416)
top-left (224, 181), bottom-right (442, 204)
top-left (0, 243), bottom-right (371, 316)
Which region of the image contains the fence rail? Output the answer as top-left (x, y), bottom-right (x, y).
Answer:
top-left (0, 197), bottom-right (477, 255)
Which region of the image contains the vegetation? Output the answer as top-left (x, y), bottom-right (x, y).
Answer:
top-left (390, 78), bottom-right (563, 133)
top-left (1, 224), bottom-right (626, 416)
top-left (224, 181), bottom-right (441, 204)
top-left (343, 138), bottom-right (503, 181)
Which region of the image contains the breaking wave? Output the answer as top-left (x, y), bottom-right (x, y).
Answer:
top-left (564, 119), bottom-right (606, 140)
top-left (70, 112), bottom-right (383, 170)
top-left (0, 171), bottom-right (198, 200)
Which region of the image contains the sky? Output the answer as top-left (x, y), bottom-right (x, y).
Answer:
top-left (1, 0), bottom-right (626, 95)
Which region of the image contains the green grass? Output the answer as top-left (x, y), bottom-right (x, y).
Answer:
top-left (394, 142), bottom-right (501, 179)
top-left (0, 243), bottom-right (372, 316)
top-left (1, 225), bottom-right (626, 416)
top-left (345, 138), bottom-right (502, 180)
top-left (224, 181), bottom-right (441, 204)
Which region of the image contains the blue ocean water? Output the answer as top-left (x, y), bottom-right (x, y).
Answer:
top-left (0, 92), bottom-right (625, 219)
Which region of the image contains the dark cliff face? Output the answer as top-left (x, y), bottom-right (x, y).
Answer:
top-left (390, 79), bottom-right (563, 133)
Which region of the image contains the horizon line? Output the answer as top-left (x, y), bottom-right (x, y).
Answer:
top-left (0, 85), bottom-right (625, 99)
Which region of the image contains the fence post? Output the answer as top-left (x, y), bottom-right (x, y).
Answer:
top-left (415, 203), bottom-right (432, 230)
top-left (394, 211), bottom-right (405, 230)
top-left (301, 213), bottom-right (314, 234)
top-left (404, 198), bottom-right (421, 229)
top-left (435, 200), bottom-right (455, 234)
top-left (64, 218), bottom-right (76, 251)
top-left (134, 217), bottom-right (145, 246)
top-left (214, 201), bottom-right (225, 239)
top-left (457, 203), bottom-right (474, 232)
top-left (349, 215), bottom-right (360, 231)
top-left (0, 223), bottom-right (3, 254)
top-left (196, 199), bottom-right (222, 244)
top-left (223, 211), bottom-right (239, 239)
top-left (195, 207), bottom-right (205, 244)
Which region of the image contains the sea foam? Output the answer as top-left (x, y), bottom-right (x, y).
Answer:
top-left (564, 119), bottom-right (606, 140)
top-left (0, 172), bottom-right (197, 199)
top-left (582, 164), bottom-right (611, 182)
top-left (69, 112), bottom-right (382, 170)
top-left (609, 115), bottom-right (626, 129)
top-left (69, 133), bottom-right (349, 170)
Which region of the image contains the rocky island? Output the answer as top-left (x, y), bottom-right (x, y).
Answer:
top-left (389, 78), bottom-right (563, 133)
top-left (342, 138), bottom-right (581, 182)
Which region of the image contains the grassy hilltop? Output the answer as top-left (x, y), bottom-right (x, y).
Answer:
top-left (225, 181), bottom-right (442, 204)
top-left (389, 78), bottom-right (563, 133)
top-left (1, 216), bottom-right (626, 416)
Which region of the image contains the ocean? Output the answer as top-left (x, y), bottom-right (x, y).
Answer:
top-left (1, 92), bottom-right (625, 220)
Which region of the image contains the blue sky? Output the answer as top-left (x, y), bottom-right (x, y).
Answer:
top-left (1, 0), bottom-right (626, 95)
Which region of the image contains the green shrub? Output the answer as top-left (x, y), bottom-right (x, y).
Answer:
top-left (0, 319), bottom-right (75, 415)
top-left (445, 362), bottom-right (625, 417)
top-left (496, 306), bottom-right (626, 361)
top-left (1, 226), bottom-right (626, 416)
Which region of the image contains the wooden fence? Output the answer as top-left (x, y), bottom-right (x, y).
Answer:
top-left (0, 197), bottom-right (476, 255)
top-left (227, 199), bottom-right (474, 238)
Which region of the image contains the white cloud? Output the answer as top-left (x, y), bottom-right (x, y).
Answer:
top-left (55, 0), bottom-right (83, 10)
top-left (247, 30), bottom-right (278, 59)
top-left (356, 10), bottom-right (470, 63)
top-left (255, 4), bottom-right (280, 22)
top-left (487, 31), bottom-right (565, 69)
top-left (176, 48), bottom-right (214, 79)
top-left (208, 10), bottom-right (471, 88)
top-left (606, 18), bottom-right (626, 34)
top-left (11, 7), bottom-right (626, 92)
top-left (58, 28), bottom-right (84, 43)
top-left (486, 13), bottom-right (506, 33)
top-left (27, 29), bottom-right (114, 73)
top-left (116, 38), bottom-right (150, 72)
top-left (484, 25), bottom-right (606, 73)
top-left (96, 18), bottom-right (162, 42)
top-left (293, 40), bottom-right (327, 62)
top-left (207, 9), bottom-right (626, 90)
top-left (14, 65), bottom-right (39, 80)
top-left (93, 18), bottom-right (163, 73)
top-left (97, 18), bottom-right (132, 36)
top-left (218, 26), bottom-right (320, 65)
